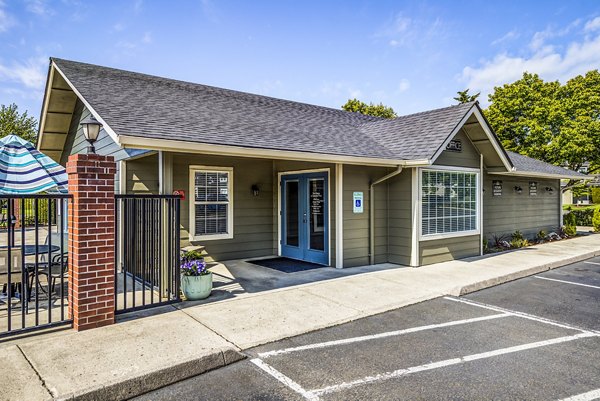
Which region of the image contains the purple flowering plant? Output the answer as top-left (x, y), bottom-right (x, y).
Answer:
top-left (180, 250), bottom-right (209, 276)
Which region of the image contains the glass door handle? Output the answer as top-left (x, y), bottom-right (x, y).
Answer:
top-left (303, 213), bottom-right (307, 223)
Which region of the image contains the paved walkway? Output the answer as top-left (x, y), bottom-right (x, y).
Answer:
top-left (2, 234), bottom-right (599, 401)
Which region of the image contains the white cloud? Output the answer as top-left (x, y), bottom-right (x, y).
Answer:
top-left (0, 57), bottom-right (47, 89)
top-left (459, 18), bottom-right (600, 105)
top-left (0, 1), bottom-right (15, 32)
top-left (584, 16), bottom-right (600, 32)
top-left (398, 78), bottom-right (410, 93)
top-left (376, 12), bottom-right (446, 49)
top-left (491, 29), bottom-right (519, 46)
top-left (25, 0), bottom-right (54, 16)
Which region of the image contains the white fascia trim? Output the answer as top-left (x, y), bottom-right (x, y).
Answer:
top-left (118, 135), bottom-right (431, 168)
top-left (471, 108), bottom-right (514, 172)
top-left (487, 171), bottom-right (589, 180)
top-left (430, 106), bottom-right (513, 173)
top-left (51, 61), bottom-right (121, 145)
top-left (37, 64), bottom-right (55, 150)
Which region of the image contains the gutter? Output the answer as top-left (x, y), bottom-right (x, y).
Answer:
top-left (369, 165), bottom-right (404, 266)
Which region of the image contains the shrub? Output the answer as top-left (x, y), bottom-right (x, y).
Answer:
top-left (593, 208), bottom-right (600, 232)
top-left (592, 187), bottom-right (600, 204)
top-left (536, 230), bottom-right (547, 241)
top-left (510, 230), bottom-right (529, 248)
top-left (563, 212), bottom-right (576, 227)
top-left (566, 209), bottom-right (594, 226)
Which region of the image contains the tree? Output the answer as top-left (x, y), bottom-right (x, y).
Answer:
top-left (342, 98), bottom-right (397, 119)
top-left (0, 103), bottom-right (38, 143)
top-left (454, 89), bottom-right (480, 103)
top-left (485, 71), bottom-right (600, 189)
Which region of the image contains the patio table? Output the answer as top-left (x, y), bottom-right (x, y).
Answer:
top-left (0, 245), bottom-right (60, 256)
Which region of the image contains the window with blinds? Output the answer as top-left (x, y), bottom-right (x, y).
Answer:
top-left (421, 170), bottom-right (478, 236)
top-left (191, 168), bottom-right (232, 239)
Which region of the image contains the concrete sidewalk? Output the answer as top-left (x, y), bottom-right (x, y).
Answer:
top-left (3, 234), bottom-right (599, 401)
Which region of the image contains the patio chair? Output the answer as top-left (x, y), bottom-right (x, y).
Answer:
top-left (36, 253), bottom-right (68, 294)
top-left (40, 232), bottom-right (68, 262)
top-left (0, 248), bottom-right (24, 302)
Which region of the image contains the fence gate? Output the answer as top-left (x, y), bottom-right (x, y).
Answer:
top-left (0, 194), bottom-right (72, 338)
top-left (115, 195), bottom-right (181, 314)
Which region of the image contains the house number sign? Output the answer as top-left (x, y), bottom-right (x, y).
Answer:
top-left (529, 181), bottom-right (537, 196)
top-left (492, 180), bottom-right (502, 196)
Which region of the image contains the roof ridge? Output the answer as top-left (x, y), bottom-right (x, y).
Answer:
top-left (51, 57), bottom-right (379, 123)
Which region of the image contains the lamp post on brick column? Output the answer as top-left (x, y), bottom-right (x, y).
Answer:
top-left (67, 153), bottom-right (116, 331)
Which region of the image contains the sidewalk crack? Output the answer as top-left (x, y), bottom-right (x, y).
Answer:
top-left (16, 344), bottom-right (54, 399)
top-left (178, 308), bottom-right (242, 350)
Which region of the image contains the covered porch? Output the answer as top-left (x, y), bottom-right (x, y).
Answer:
top-left (121, 150), bottom-right (409, 270)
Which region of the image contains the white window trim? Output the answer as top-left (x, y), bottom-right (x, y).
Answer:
top-left (189, 165), bottom-right (234, 241)
top-left (418, 166), bottom-right (481, 242)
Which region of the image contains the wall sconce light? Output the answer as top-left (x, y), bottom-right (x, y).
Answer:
top-left (514, 186), bottom-right (523, 194)
top-left (545, 187), bottom-right (554, 193)
top-left (251, 184), bottom-right (260, 197)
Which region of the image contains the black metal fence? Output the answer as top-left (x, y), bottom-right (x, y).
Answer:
top-left (115, 195), bottom-right (181, 314)
top-left (0, 194), bottom-right (72, 338)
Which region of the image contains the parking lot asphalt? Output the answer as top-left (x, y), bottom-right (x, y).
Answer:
top-left (135, 258), bottom-right (600, 401)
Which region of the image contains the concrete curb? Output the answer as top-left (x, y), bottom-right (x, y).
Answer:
top-left (54, 348), bottom-right (245, 401)
top-left (455, 249), bottom-right (600, 296)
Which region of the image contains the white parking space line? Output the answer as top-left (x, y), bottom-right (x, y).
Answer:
top-left (444, 296), bottom-right (597, 334)
top-left (584, 261), bottom-right (600, 266)
top-left (310, 332), bottom-right (597, 397)
top-left (534, 275), bottom-right (600, 290)
top-left (558, 388), bottom-right (600, 401)
top-left (258, 313), bottom-right (510, 358)
top-left (250, 358), bottom-right (320, 401)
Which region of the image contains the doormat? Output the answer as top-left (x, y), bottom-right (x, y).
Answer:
top-left (249, 257), bottom-right (326, 273)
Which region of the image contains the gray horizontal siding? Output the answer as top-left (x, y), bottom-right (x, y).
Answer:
top-left (342, 165), bottom-right (390, 267)
top-left (483, 175), bottom-right (560, 240)
top-left (419, 234), bottom-right (480, 265)
top-left (125, 154), bottom-right (159, 194)
top-left (434, 130), bottom-right (480, 169)
top-left (388, 169), bottom-right (412, 266)
top-left (175, 154), bottom-right (276, 263)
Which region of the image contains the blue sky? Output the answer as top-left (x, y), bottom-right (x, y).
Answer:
top-left (1, 0), bottom-right (599, 120)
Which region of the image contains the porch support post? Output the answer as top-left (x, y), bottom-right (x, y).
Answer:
top-left (480, 154), bottom-right (484, 256)
top-left (335, 164), bottom-right (343, 268)
top-left (67, 153), bottom-right (117, 331)
top-left (158, 150), bottom-right (173, 194)
top-left (410, 168), bottom-right (420, 267)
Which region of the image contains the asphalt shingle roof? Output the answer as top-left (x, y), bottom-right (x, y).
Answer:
top-left (506, 151), bottom-right (588, 179)
top-left (51, 58), bottom-right (587, 179)
top-left (52, 58), bottom-right (477, 162)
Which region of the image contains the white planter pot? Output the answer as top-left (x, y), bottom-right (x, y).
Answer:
top-left (181, 272), bottom-right (213, 300)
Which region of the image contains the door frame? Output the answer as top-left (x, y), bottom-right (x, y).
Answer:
top-left (277, 168), bottom-right (331, 266)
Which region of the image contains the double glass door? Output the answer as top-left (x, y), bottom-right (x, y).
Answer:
top-left (281, 172), bottom-right (328, 265)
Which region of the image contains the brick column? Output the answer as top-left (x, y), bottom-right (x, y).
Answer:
top-left (67, 153), bottom-right (116, 331)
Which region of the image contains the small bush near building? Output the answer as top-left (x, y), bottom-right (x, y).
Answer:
top-left (592, 187), bottom-right (600, 204)
top-left (563, 212), bottom-right (577, 237)
top-left (593, 208), bottom-right (600, 232)
top-left (510, 230), bottom-right (529, 248)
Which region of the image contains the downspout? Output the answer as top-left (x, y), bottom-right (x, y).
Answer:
top-left (369, 166), bottom-right (403, 265)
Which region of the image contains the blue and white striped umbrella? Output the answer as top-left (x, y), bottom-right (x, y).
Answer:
top-left (0, 134), bottom-right (68, 194)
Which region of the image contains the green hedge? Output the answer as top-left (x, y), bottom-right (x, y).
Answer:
top-left (565, 209), bottom-right (594, 226)
top-left (592, 187), bottom-right (600, 204)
